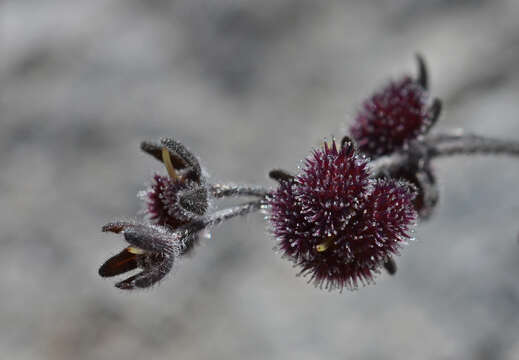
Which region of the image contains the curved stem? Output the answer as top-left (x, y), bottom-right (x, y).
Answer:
top-left (429, 135), bottom-right (519, 158)
top-left (426, 131), bottom-right (489, 145)
top-left (370, 133), bottom-right (519, 177)
top-left (209, 183), bottom-right (270, 199)
top-left (203, 200), bottom-right (265, 228)
top-left (174, 200), bottom-right (266, 239)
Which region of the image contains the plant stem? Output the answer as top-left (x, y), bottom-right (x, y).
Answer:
top-left (203, 200), bottom-right (266, 228)
top-left (369, 133), bottom-right (519, 177)
top-left (426, 130), bottom-right (487, 144)
top-left (209, 183), bottom-right (271, 199)
top-left (429, 135), bottom-right (519, 158)
top-left (175, 200), bottom-right (266, 239)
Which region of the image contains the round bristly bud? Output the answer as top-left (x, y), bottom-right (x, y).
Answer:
top-left (343, 179), bottom-right (417, 275)
top-left (268, 141), bottom-right (417, 291)
top-left (350, 76), bottom-right (431, 157)
top-left (297, 141), bottom-right (371, 235)
top-left (268, 178), bottom-right (311, 258)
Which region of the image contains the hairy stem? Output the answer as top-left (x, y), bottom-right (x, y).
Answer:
top-left (203, 200), bottom-right (265, 228)
top-left (429, 135), bottom-right (519, 158)
top-left (175, 200), bottom-right (266, 239)
top-left (370, 133), bottom-right (519, 177)
top-left (209, 183), bottom-right (270, 199)
top-left (426, 131), bottom-right (491, 145)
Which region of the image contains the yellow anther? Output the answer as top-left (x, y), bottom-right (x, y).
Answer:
top-left (162, 147), bottom-right (179, 180)
top-left (127, 246), bottom-right (145, 255)
top-left (316, 238), bottom-right (333, 252)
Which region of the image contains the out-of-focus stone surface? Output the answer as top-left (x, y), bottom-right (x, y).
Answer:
top-left (2, 1), bottom-right (519, 359)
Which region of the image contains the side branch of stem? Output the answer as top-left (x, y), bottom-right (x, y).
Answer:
top-left (174, 200), bottom-right (266, 241)
top-left (209, 184), bottom-right (270, 199)
top-left (369, 133), bottom-right (519, 177)
top-left (429, 135), bottom-right (519, 158)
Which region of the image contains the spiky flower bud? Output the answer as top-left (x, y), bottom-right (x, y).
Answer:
top-left (268, 140), bottom-right (417, 290)
top-left (349, 56), bottom-right (442, 219)
top-left (350, 76), bottom-right (431, 157)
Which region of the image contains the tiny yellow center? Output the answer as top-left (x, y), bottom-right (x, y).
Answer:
top-left (316, 238), bottom-right (333, 252)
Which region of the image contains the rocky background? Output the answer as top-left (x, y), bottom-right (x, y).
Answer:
top-left (2, 1), bottom-right (519, 359)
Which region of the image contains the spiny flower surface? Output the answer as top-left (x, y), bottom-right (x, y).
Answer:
top-left (350, 76), bottom-right (431, 157)
top-left (268, 141), bottom-right (417, 290)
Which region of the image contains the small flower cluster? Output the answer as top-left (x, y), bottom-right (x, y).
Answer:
top-left (266, 57), bottom-right (441, 289)
top-left (99, 138), bottom-right (209, 289)
top-left (268, 140), bottom-right (417, 290)
top-left (350, 55), bottom-right (442, 219)
top-left (98, 54), bottom-right (519, 292)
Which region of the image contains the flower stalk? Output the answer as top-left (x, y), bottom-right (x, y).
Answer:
top-left (209, 184), bottom-right (270, 199)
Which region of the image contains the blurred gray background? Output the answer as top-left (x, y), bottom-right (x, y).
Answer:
top-left (2, 1), bottom-right (519, 359)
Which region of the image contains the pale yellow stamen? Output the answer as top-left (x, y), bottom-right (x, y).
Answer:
top-left (316, 238), bottom-right (333, 252)
top-left (127, 246), bottom-right (145, 255)
top-left (162, 147), bottom-right (179, 180)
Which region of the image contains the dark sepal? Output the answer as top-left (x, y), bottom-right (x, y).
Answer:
top-left (122, 224), bottom-right (177, 254)
top-left (102, 221), bottom-right (179, 254)
top-left (383, 258), bottom-right (397, 275)
top-left (179, 187), bottom-right (208, 216)
top-left (413, 168), bottom-right (439, 220)
top-left (415, 53), bottom-right (428, 90)
top-left (140, 138), bottom-right (203, 183)
top-left (115, 253), bottom-right (174, 290)
top-left (424, 98), bottom-right (442, 134)
top-left (341, 136), bottom-right (355, 154)
top-left (98, 248), bottom-right (139, 277)
top-left (269, 169), bottom-right (294, 184)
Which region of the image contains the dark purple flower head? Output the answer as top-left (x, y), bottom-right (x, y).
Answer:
top-left (268, 140), bottom-right (417, 290)
top-left (297, 141), bottom-right (371, 236)
top-left (350, 76), bottom-right (432, 157)
top-left (349, 56), bottom-right (442, 220)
